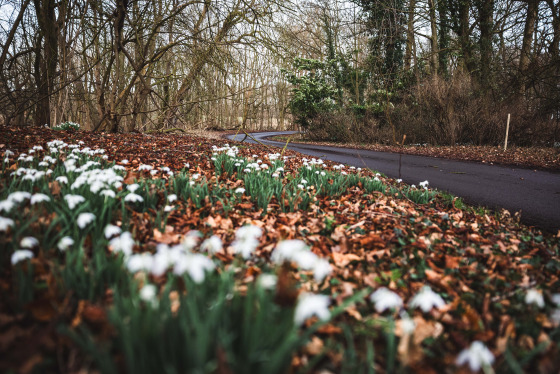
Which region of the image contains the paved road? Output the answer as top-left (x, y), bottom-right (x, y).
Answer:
top-left (226, 131), bottom-right (560, 233)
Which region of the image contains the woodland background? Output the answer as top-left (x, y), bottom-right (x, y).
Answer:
top-left (0, 0), bottom-right (559, 146)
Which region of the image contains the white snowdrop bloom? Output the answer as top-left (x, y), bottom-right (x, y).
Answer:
top-left (456, 341), bottom-right (495, 372)
top-left (320, 171), bottom-right (326, 176)
top-left (396, 179), bottom-right (402, 183)
top-left (24, 156), bottom-right (34, 162)
top-left (164, 205), bottom-right (174, 212)
top-left (104, 224), bottom-right (122, 239)
top-left (271, 240), bottom-right (309, 264)
top-left (410, 286), bottom-right (446, 312)
top-left (150, 170), bottom-right (158, 176)
top-left (49, 148), bottom-right (58, 153)
top-left (46, 170), bottom-right (53, 176)
top-left (90, 180), bottom-right (105, 194)
top-left (184, 162), bottom-right (190, 169)
top-left (30, 193), bottom-right (50, 205)
top-left (0, 216), bottom-right (14, 232)
top-left (20, 236), bottom-right (39, 248)
top-left (181, 231), bottom-right (202, 252)
top-left (235, 162), bottom-right (241, 167)
top-left (192, 173), bottom-right (200, 180)
top-left (167, 194), bottom-right (177, 203)
top-left (139, 284), bottom-right (158, 304)
top-left (189, 181), bottom-right (195, 186)
top-left (126, 253), bottom-right (154, 273)
top-left (3, 157), bottom-right (8, 163)
top-left (120, 159), bottom-right (129, 164)
top-left (260, 164), bottom-right (269, 170)
top-left (4, 150), bottom-right (14, 157)
top-left (57, 236), bottom-right (74, 251)
top-left (64, 194), bottom-right (85, 210)
top-left (243, 168), bottom-right (251, 173)
top-left (113, 181), bottom-right (123, 189)
top-left (124, 193), bottom-right (144, 203)
top-left (77, 212), bottom-right (95, 229)
top-left (276, 167), bottom-right (284, 173)
top-left (370, 288), bottom-right (403, 313)
top-left (399, 312), bottom-right (416, 334)
top-left (231, 238), bottom-right (260, 259)
top-left (102, 155), bottom-right (108, 160)
top-left (0, 199), bottom-right (15, 213)
top-left (200, 235), bottom-right (223, 254)
top-left (38, 161), bottom-right (49, 167)
top-left (419, 180), bottom-right (429, 189)
top-left (292, 250), bottom-right (319, 270)
top-left (552, 294), bottom-right (560, 306)
top-left (112, 165), bottom-right (125, 171)
top-left (301, 179), bottom-right (308, 184)
top-left (127, 184), bottom-right (140, 192)
top-left (272, 173), bottom-right (280, 178)
top-left (11, 249), bottom-right (34, 265)
top-left (551, 309), bottom-right (560, 325)
top-left (313, 258), bottom-right (332, 282)
top-left (56, 176), bottom-right (68, 184)
top-left (411, 184), bottom-right (417, 189)
top-left (294, 293), bottom-right (331, 325)
top-left (236, 225), bottom-right (263, 241)
top-left (33, 145), bottom-right (44, 151)
top-left (64, 159), bottom-right (77, 172)
top-left (297, 184), bottom-right (304, 190)
top-left (235, 187), bottom-right (245, 194)
top-left (8, 191), bottom-right (32, 203)
top-left (525, 288), bottom-right (545, 308)
top-left (138, 164), bottom-right (153, 171)
top-left (109, 232), bottom-right (135, 257)
top-left (341, 171), bottom-right (348, 175)
top-left (258, 274), bottom-right (277, 290)
top-left (173, 253), bottom-right (215, 283)
top-left (100, 189), bottom-right (116, 198)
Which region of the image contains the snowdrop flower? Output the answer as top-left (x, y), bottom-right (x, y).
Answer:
top-left (126, 253), bottom-right (154, 273)
top-left (231, 225), bottom-right (262, 258)
top-left (56, 176), bottom-right (68, 184)
top-left (4, 150), bottom-right (14, 157)
top-left (11, 249), bottom-right (34, 265)
top-left (419, 180), bottom-right (429, 189)
top-left (57, 236), bottom-right (74, 251)
top-left (181, 231), bottom-right (202, 252)
top-left (294, 293), bottom-right (331, 325)
top-left (150, 170), bottom-right (158, 176)
top-left (456, 341), bottom-right (495, 372)
top-left (0, 200), bottom-right (15, 213)
top-left (173, 253), bottom-right (215, 283)
top-left (552, 294), bottom-right (560, 306)
top-left (167, 194), bottom-right (177, 203)
top-left (258, 274), bottom-right (277, 290)
top-left (127, 184), bottom-right (140, 193)
top-left (139, 284), bottom-right (158, 305)
top-left (0, 216), bottom-right (14, 232)
top-left (313, 258), bottom-right (332, 282)
top-left (120, 159), bottom-right (129, 164)
top-left (164, 205), bottom-right (174, 212)
top-left (235, 187), bottom-right (245, 194)
top-left (77, 212), bottom-right (95, 229)
top-left (525, 288), bottom-right (545, 308)
top-left (396, 179), bottom-right (402, 183)
top-left (109, 232), bottom-right (135, 256)
top-left (20, 237), bottom-right (39, 248)
top-left (399, 312), bottom-right (416, 334)
top-left (410, 286), bottom-right (446, 312)
top-left (236, 225), bottom-right (262, 241)
top-left (124, 193), bottom-right (144, 203)
top-left (104, 224), bottom-right (122, 239)
top-left (138, 164), bottom-right (153, 171)
top-left (370, 288), bottom-right (403, 313)
top-left (64, 194), bottom-right (85, 210)
top-left (192, 173), bottom-right (200, 180)
top-left (8, 191), bottom-right (31, 203)
top-left (100, 189), bottom-right (116, 198)
top-left (200, 235), bottom-right (223, 254)
top-left (31, 193), bottom-right (50, 205)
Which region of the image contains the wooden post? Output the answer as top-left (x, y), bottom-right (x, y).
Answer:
top-left (504, 113), bottom-right (510, 151)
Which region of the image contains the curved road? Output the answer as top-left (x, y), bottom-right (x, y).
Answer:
top-left (227, 131), bottom-right (560, 233)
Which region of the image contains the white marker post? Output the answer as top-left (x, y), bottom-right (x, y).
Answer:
top-left (504, 113), bottom-right (510, 151)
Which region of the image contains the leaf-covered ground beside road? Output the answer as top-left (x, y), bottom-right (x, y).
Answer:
top-left (269, 134), bottom-right (560, 171)
top-left (1, 125), bottom-right (559, 374)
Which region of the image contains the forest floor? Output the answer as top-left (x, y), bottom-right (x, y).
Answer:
top-left (269, 133), bottom-right (560, 172)
top-left (1, 126), bottom-right (559, 373)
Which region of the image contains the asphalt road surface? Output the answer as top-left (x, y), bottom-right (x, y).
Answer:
top-left (226, 131), bottom-right (560, 233)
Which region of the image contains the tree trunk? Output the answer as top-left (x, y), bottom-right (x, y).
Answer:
top-left (476, 0), bottom-right (494, 85)
top-left (519, 0), bottom-right (539, 93)
top-left (428, 0), bottom-right (439, 75)
top-left (404, 0), bottom-right (416, 71)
